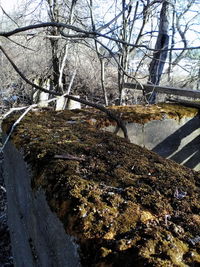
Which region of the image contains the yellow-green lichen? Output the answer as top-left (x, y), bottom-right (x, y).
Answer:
top-left (2, 105), bottom-right (200, 266)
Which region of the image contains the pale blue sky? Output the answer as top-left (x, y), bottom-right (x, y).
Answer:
top-left (0, 0), bottom-right (19, 10)
top-left (0, 0), bottom-right (199, 46)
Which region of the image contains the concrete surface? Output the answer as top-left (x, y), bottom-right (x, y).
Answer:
top-left (3, 140), bottom-right (80, 267)
top-left (104, 116), bottom-right (200, 171)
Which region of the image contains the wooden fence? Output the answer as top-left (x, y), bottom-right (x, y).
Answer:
top-left (124, 83), bottom-right (200, 99)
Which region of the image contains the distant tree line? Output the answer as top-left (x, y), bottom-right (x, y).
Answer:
top-left (0, 0), bottom-right (199, 106)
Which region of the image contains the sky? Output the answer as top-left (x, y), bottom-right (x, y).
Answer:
top-left (0, 0), bottom-right (19, 10)
top-left (0, 0), bottom-right (199, 46)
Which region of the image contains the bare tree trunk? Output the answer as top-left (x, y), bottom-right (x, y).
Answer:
top-left (168, 0), bottom-right (176, 83)
top-left (118, 0), bottom-right (131, 105)
top-left (58, 0), bottom-right (77, 92)
top-left (89, 0), bottom-right (108, 106)
top-left (148, 0), bottom-right (170, 103)
top-left (129, 1), bottom-right (147, 56)
top-left (197, 65), bottom-right (200, 90)
top-left (50, 36), bottom-right (60, 92)
top-left (48, 0), bottom-right (60, 92)
top-left (100, 58), bottom-right (108, 105)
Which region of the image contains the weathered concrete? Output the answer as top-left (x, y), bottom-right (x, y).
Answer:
top-left (3, 140), bottom-right (80, 267)
top-left (2, 108), bottom-right (200, 267)
top-left (104, 115), bottom-right (200, 171)
top-left (56, 96), bottom-right (67, 111)
top-left (67, 95), bottom-right (81, 110)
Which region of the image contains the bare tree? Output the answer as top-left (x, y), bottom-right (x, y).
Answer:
top-left (0, 0), bottom-right (200, 109)
top-left (148, 0), bottom-right (170, 103)
top-left (87, 0), bottom-right (109, 106)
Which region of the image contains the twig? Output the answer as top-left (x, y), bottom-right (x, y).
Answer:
top-left (64, 95), bottom-right (130, 141)
top-left (7, 37), bottom-right (36, 52)
top-left (1, 107), bottom-right (28, 120)
top-left (0, 186), bottom-right (6, 193)
top-left (0, 22), bottom-right (199, 52)
top-left (54, 154), bottom-right (85, 161)
top-left (0, 5), bottom-right (19, 27)
top-left (0, 104), bottom-right (37, 153)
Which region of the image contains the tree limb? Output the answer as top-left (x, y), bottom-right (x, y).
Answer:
top-left (0, 22), bottom-right (90, 37)
top-left (0, 5), bottom-right (19, 27)
top-left (0, 22), bottom-right (199, 52)
top-left (64, 95), bottom-right (130, 141)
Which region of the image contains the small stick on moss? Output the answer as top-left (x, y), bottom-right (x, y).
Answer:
top-left (54, 154), bottom-right (85, 161)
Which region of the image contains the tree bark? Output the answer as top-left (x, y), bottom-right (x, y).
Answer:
top-left (167, 0), bottom-right (176, 82)
top-left (148, 0), bottom-right (170, 103)
top-left (89, 0), bottom-right (108, 106)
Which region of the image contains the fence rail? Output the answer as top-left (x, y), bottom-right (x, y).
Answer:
top-left (124, 83), bottom-right (200, 99)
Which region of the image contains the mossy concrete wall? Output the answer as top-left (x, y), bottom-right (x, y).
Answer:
top-left (2, 108), bottom-right (200, 266)
top-left (3, 140), bottom-right (80, 267)
top-left (104, 113), bottom-right (200, 171)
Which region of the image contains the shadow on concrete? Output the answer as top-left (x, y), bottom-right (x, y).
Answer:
top-left (152, 116), bottom-right (200, 169)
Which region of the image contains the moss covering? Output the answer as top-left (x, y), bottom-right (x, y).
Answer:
top-left (2, 104), bottom-right (200, 266)
top-left (108, 103), bottom-right (199, 124)
top-left (79, 103), bottom-right (199, 128)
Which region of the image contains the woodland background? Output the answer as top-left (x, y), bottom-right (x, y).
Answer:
top-left (0, 0), bottom-right (200, 108)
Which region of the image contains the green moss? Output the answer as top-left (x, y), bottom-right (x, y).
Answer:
top-left (110, 103), bottom-right (199, 123)
top-left (2, 105), bottom-right (200, 266)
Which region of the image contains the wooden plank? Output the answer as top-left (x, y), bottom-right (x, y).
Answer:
top-left (124, 83), bottom-right (200, 98)
top-left (166, 98), bottom-right (200, 109)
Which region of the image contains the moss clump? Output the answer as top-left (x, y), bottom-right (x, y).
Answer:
top-left (2, 106), bottom-right (200, 266)
top-left (108, 103), bottom-right (199, 123)
top-left (79, 103), bottom-right (199, 127)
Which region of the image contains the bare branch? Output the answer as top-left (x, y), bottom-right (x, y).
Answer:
top-left (6, 37), bottom-right (36, 52)
top-left (0, 22), bottom-right (90, 37)
top-left (0, 104), bottom-right (37, 153)
top-left (0, 5), bottom-right (19, 27)
top-left (96, 5), bottom-right (129, 32)
top-left (64, 94), bottom-right (130, 141)
top-left (0, 22), bottom-right (199, 53)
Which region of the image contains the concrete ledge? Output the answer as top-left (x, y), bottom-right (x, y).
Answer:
top-left (4, 141), bottom-right (80, 267)
top-left (2, 106), bottom-right (200, 266)
top-left (105, 116), bottom-right (200, 170)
